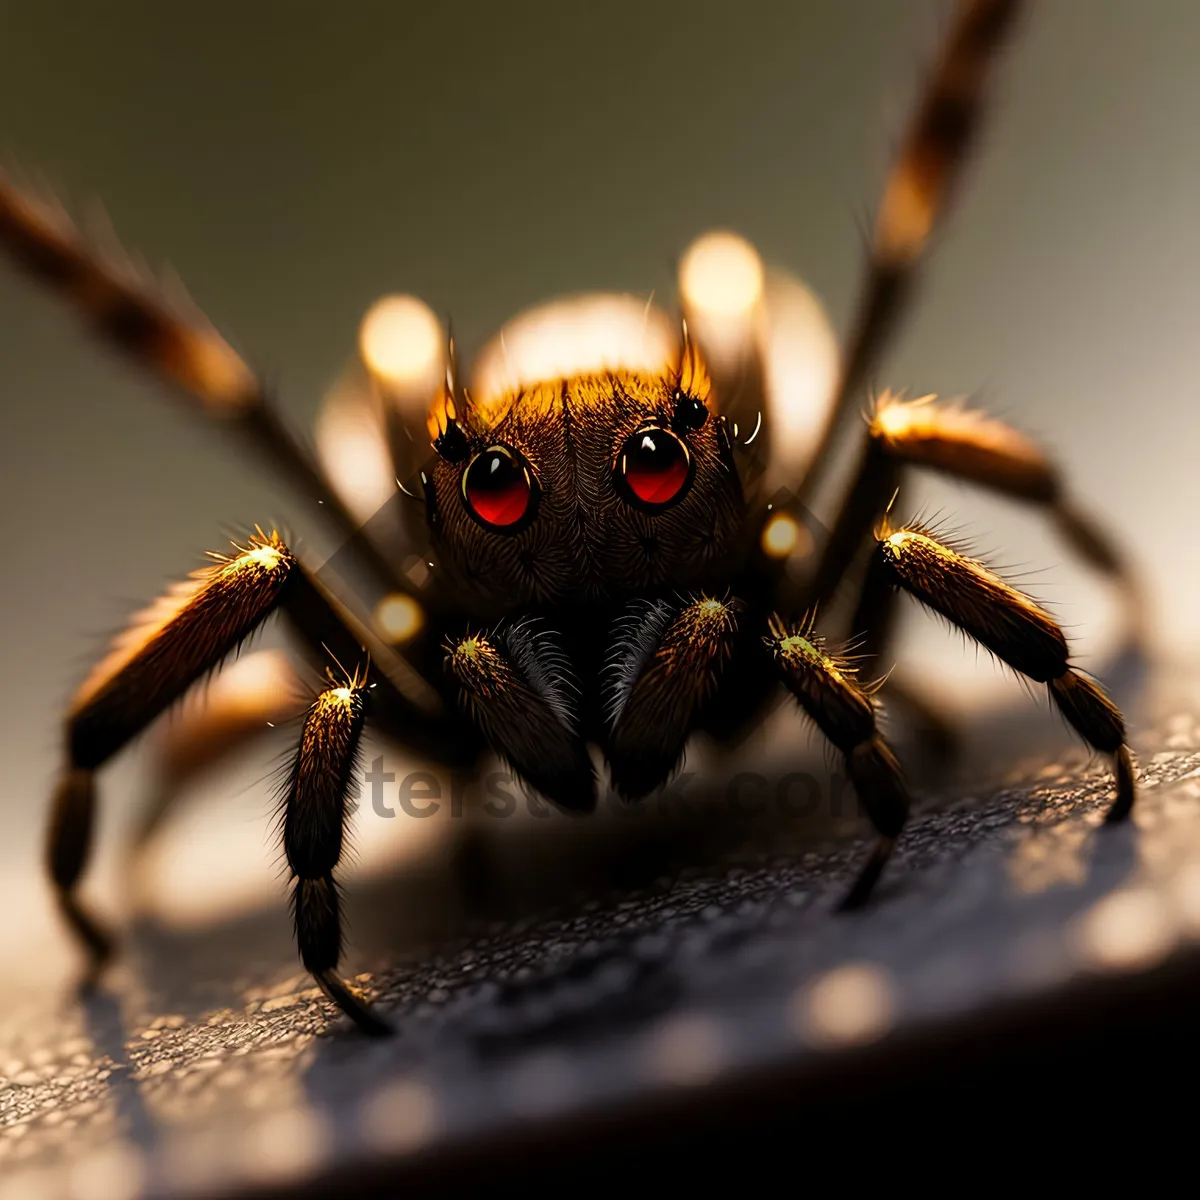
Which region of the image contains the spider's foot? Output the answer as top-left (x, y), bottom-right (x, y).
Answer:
top-left (1103, 745), bottom-right (1136, 825)
top-left (837, 836), bottom-right (896, 913)
top-left (56, 890), bottom-right (116, 992)
top-left (315, 969), bottom-right (392, 1037)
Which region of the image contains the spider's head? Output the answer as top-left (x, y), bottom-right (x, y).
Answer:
top-left (421, 297), bottom-right (745, 608)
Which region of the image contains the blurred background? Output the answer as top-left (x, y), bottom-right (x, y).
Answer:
top-left (0, 0), bottom-right (1197, 991)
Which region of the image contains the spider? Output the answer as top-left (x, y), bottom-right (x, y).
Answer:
top-left (0, 0), bottom-right (1138, 1036)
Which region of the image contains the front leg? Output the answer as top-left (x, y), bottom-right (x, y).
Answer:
top-left (47, 532), bottom-right (300, 968)
top-left (853, 522), bottom-right (1135, 822)
top-left (603, 595), bottom-right (742, 800)
top-left (603, 595), bottom-right (908, 908)
top-left (445, 620), bottom-right (595, 812)
top-left (766, 615), bottom-right (911, 909)
top-left (280, 670), bottom-right (391, 1036)
top-left (46, 528), bottom-right (453, 982)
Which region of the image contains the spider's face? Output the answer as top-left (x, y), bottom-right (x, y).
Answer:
top-left (423, 363), bottom-right (745, 608)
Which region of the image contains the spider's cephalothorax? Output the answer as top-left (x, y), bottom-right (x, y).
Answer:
top-left (0, 0), bottom-right (1142, 1036)
top-left (424, 348), bottom-right (744, 610)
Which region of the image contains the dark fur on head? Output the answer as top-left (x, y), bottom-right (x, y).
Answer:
top-left (426, 366), bottom-right (745, 610)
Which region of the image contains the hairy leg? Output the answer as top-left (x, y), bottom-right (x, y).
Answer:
top-left (809, 394), bottom-right (1136, 621)
top-left (279, 672), bottom-right (392, 1035)
top-left (48, 532), bottom-right (298, 967)
top-left (766, 615), bottom-right (910, 909)
top-left (809, 395), bottom-right (1140, 764)
top-left (445, 619), bottom-right (595, 812)
top-left (47, 530), bottom-right (458, 977)
top-left (603, 595), bottom-right (742, 800)
top-left (855, 523), bottom-right (1135, 822)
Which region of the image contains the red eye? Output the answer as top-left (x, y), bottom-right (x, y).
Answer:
top-left (462, 445), bottom-right (537, 531)
top-left (616, 428), bottom-right (693, 510)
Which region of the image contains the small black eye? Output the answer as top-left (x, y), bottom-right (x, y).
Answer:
top-left (434, 417), bottom-right (470, 463)
top-left (615, 427), bottom-right (693, 510)
top-left (462, 445), bottom-right (538, 531)
top-left (671, 388), bottom-right (708, 433)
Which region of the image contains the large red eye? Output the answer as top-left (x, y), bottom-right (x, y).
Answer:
top-left (462, 445), bottom-right (537, 531)
top-left (616, 427), bottom-right (693, 510)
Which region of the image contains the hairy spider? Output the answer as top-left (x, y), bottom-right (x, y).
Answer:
top-left (0, 0), bottom-right (1137, 1036)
